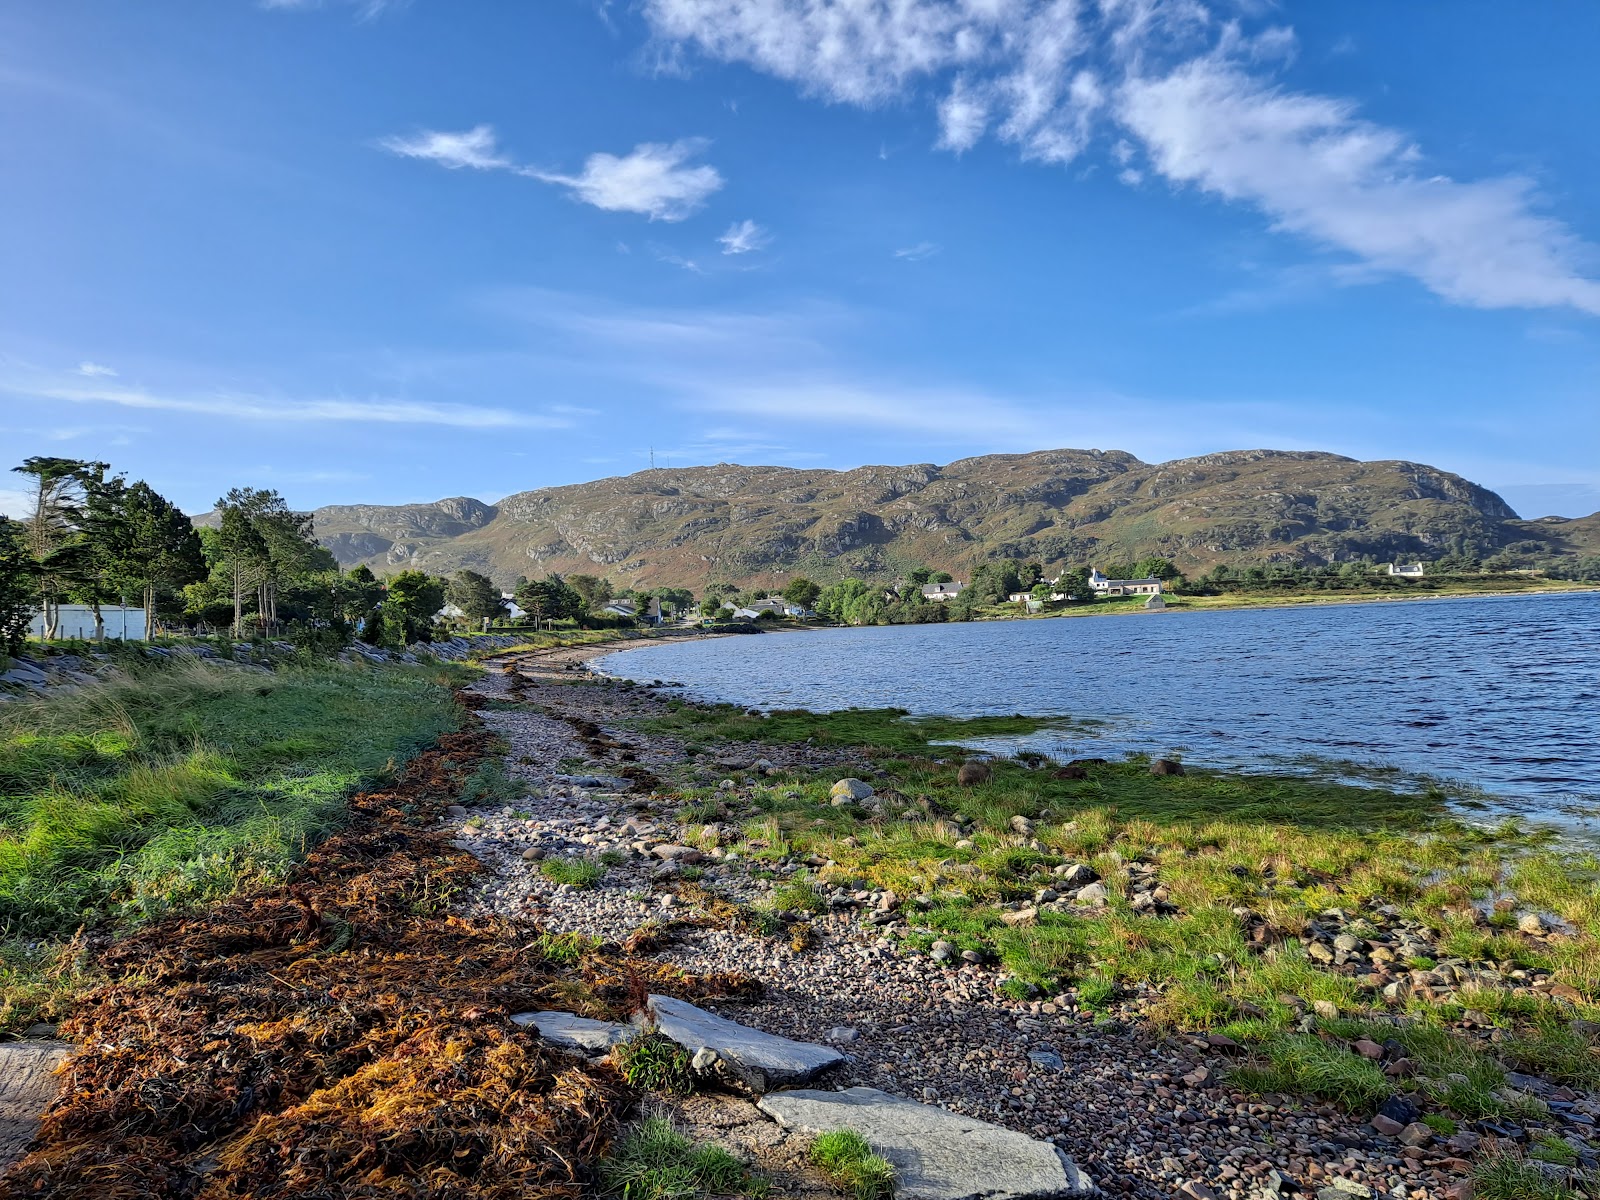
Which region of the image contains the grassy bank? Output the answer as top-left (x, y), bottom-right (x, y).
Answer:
top-left (646, 702), bottom-right (1600, 1127)
top-left (0, 654), bottom-right (477, 1027)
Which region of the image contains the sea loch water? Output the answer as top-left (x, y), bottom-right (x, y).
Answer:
top-left (599, 592), bottom-right (1600, 815)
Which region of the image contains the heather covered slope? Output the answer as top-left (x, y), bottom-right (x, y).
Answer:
top-left (307, 448), bottom-right (1600, 588)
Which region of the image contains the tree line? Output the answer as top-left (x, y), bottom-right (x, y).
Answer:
top-left (1, 457), bottom-right (484, 654)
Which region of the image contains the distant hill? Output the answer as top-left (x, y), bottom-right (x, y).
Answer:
top-left (297, 449), bottom-right (1600, 589)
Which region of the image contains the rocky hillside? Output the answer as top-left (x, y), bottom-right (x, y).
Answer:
top-left (306, 449), bottom-right (1600, 588)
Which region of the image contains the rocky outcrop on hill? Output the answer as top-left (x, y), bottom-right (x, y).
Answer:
top-left (303, 449), bottom-right (1600, 588)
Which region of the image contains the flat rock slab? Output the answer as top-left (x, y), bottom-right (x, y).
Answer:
top-left (0, 1042), bottom-right (69, 1169)
top-left (758, 1086), bottom-right (1094, 1200)
top-left (510, 1011), bottom-right (638, 1055)
top-left (642, 995), bottom-right (845, 1094)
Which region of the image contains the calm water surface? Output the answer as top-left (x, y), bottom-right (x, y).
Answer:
top-left (599, 592), bottom-right (1600, 818)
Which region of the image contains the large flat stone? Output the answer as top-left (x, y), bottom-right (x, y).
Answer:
top-left (511, 1011), bottom-right (638, 1055)
top-left (757, 1086), bottom-right (1094, 1200)
top-left (642, 995), bottom-right (845, 1094)
top-left (0, 1042), bottom-right (69, 1169)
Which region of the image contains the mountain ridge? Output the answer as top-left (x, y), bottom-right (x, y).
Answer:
top-left (295, 448), bottom-right (1600, 588)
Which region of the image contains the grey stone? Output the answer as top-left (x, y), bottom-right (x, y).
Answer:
top-left (641, 995), bottom-right (844, 1094)
top-left (1074, 882), bottom-right (1109, 904)
top-left (758, 1086), bottom-right (1093, 1199)
top-left (652, 844), bottom-right (704, 863)
top-left (826, 1026), bottom-right (860, 1044)
top-left (830, 778), bottom-right (875, 802)
top-left (509, 1011), bottom-right (638, 1055)
top-left (1027, 1050), bottom-right (1064, 1071)
top-left (0, 1042), bottom-right (69, 1166)
top-left (1058, 864), bottom-right (1098, 887)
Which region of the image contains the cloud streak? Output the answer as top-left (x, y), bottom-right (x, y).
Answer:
top-left (378, 125), bottom-right (510, 170)
top-left (1, 367), bottom-right (570, 430)
top-left (641, 0), bottom-right (1600, 316)
top-left (380, 127), bottom-right (723, 221)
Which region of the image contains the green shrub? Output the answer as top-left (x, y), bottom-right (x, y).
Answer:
top-left (810, 1128), bottom-right (894, 1200)
top-left (541, 857), bottom-right (604, 889)
top-left (613, 1032), bottom-right (694, 1095)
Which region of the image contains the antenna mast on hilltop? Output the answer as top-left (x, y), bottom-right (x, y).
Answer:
top-left (649, 447), bottom-right (655, 470)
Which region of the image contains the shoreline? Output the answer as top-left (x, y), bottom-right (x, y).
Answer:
top-left (987, 580), bottom-right (1600, 623)
top-left (450, 647), bottom-right (1600, 1199)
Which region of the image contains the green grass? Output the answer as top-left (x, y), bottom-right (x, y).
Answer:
top-left (613, 1032), bottom-right (695, 1095)
top-left (540, 857), bottom-right (606, 889)
top-left (1472, 1148), bottom-right (1592, 1200)
top-left (809, 1129), bottom-right (894, 1200)
top-left (1228, 1033), bottom-right (1392, 1110)
top-left (650, 702), bottom-right (1071, 758)
top-left (771, 876), bottom-right (825, 914)
top-left (0, 656), bottom-right (468, 939)
top-left (633, 693), bottom-right (1600, 1124)
top-left (598, 1116), bottom-right (758, 1200)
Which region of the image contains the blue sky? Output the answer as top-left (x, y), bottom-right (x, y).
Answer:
top-left (3, 1), bottom-right (1599, 520)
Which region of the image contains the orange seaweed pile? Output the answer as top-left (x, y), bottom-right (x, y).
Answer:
top-left (1, 728), bottom-right (757, 1199)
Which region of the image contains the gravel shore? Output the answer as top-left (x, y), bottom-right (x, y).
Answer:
top-left (451, 646), bottom-right (1502, 1200)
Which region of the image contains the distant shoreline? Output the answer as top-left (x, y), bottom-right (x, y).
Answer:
top-left (974, 580), bottom-right (1600, 623)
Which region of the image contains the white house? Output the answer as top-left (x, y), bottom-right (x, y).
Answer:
top-left (1384, 562), bottom-right (1425, 577)
top-left (1087, 569), bottom-right (1163, 597)
top-left (921, 581), bottom-right (964, 601)
top-left (28, 604), bottom-right (148, 641)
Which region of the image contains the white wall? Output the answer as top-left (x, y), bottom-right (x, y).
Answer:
top-left (27, 604), bottom-right (148, 641)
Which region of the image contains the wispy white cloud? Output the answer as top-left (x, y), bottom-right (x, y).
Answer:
top-left (641, 0), bottom-right (1600, 316)
top-left (0, 364), bottom-right (570, 430)
top-left (260, 0), bottom-right (406, 20)
top-left (718, 218), bottom-right (771, 254)
top-left (381, 128), bottom-right (724, 221)
top-left (378, 124), bottom-right (510, 170)
top-left (894, 241), bottom-right (941, 262)
top-left (525, 139), bottom-right (723, 221)
top-left (1119, 53), bottom-right (1600, 315)
top-left (76, 361), bottom-right (118, 377)
top-left (651, 245), bottom-right (705, 273)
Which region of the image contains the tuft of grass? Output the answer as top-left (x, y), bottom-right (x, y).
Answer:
top-left (613, 1032), bottom-right (695, 1095)
top-left (598, 1116), bottom-right (755, 1200)
top-left (772, 877), bottom-right (825, 914)
top-left (1472, 1147), bottom-right (1589, 1200)
top-left (1229, 1034), bottom-right (1391, 1110)
top-left (540, 857), bottom-right (605, 889)
top-left (809, 1128), bottom-right (894, 1200)
top-left (457, 758), bottom-right (523, 806)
